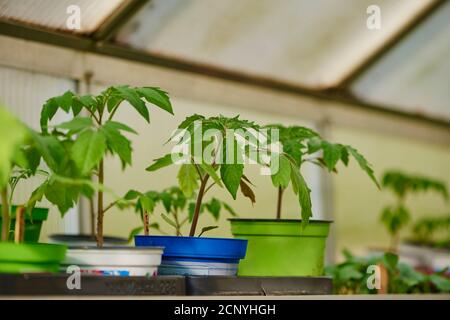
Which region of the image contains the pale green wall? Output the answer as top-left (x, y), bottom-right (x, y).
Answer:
top-left (331, 125), bottom-right (450, 258)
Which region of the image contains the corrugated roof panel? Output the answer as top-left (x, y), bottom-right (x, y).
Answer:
top-left (0, 0), bottom-right (126, 34)
top-left (115, 0), bottom-right (434, 88)
top-left (352, 1), bottom-right (450, 122)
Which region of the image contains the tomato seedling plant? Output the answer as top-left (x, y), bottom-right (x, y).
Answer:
top-left (39, 85), bottom-right (173, 246)
top-left (380, 170), bottom-right (448, 251)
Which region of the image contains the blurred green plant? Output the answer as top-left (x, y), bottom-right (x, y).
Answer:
top-left (39, 86), bottom-right (173, 247)
top-left (265, 124), bottom-right (379, 221)
top-left (325, 250), bottom-right (450, 294)
top-left (0, 106), bottom-right (96, 242)
top-left (412, 215), bottom-right (450, 248)
top-left (123, 186), bottom-right (236, 239)
top-left (380, 170), bottom-right (448, 251)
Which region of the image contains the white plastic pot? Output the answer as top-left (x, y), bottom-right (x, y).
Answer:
top-left (61, 247), bottom-right (163, 276)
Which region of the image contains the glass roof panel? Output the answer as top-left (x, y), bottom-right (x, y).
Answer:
top-left (352, 0), bottom-right (450, 122)
top-left (0, 0), bottom-right (126, 34)
top-left (116, 0), bottom-right (434, 88)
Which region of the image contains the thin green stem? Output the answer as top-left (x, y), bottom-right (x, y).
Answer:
top-left (189, 174), bottom-right (210, 237)
top-left (1, 188), bottom-right (10, 242)
top-left (108, 101), bottom-right (122, 121)
top-left (96, 159), bottom-right (104, 247)
top-left (276, 186), bottom-right (284, 219)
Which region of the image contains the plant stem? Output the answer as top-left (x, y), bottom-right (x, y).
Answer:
top-left (14, 206), bottom-right (25, 244)
top-left (103, 200), bottom-right (118, 214)
top-left (173, 209), bottom-right (181, 236)
top-left (143, 210), bottom-right (149, 236)
top-left (96, 159), bottom-right (104, 247)
top-left (390, 232), bottom-right (399, 253)
top-left (1, 188), bottom-right (10, 242)
top-left (89, 197), bottom-right (95, 237)
top-left (189, 175), bottom-right (210, 237)
top-left (276, 187), bottom-right (284, 219)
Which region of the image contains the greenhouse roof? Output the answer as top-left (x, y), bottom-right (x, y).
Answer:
top-left (0, 0), bottom-right (448, 125)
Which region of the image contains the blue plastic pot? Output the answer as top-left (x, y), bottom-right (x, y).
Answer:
top-left (134, 235), bottom-right (248, 276)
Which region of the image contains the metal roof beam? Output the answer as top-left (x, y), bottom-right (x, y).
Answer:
top-left (92, 0), bottom-right (150, 41)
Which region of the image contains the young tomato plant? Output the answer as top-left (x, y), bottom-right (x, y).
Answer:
top-left (380, 170), bottom-right (448, 251)
top-left (412, 215), bottom-right (450, 248)
top-left (124, 186), bottom-right (236, 238)
top-left (325, 250), bottom-right (450, 294)
top-left (0, 106), bottom-right (90, 242)
top-left (146, 115), bottom-right (261, 237)
top-left (40, 85), bottom-right (173, 247)
top-left (265, 124), bottom-right (379, 225)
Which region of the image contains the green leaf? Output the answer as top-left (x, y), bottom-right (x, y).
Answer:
top-left (220, 163), bottom-right (244, 199)
top-left (159, 191), bottom-right (172, 213)
top-left (161, 213), bottom-right (177, 228)
top-left (26, 181), bottom-right (48, 214)
top-left (55, 91), bottom-right (74, 112)
top-left (177, 164), bottom-right (199, 197)
top-left (128, 226), bottom-right (144, 243)
top-left (271, 154), bottom-right (291, 188)
top-left (178, 114), bottom-right (205, 129)
top-left (104, 120), bottom-right (137, 134)
top-left (347, 146), bottom-right (380, 189)
top-left (205, 198), bottom-right (221, 220)
top-left (307, 136), bottom-right (322, 154)
top-left (0, 108), bottom-right (28, 187)
top-left (107, 95), bottom-right (123, 112)
top-left (188, 202), bottom-right (196, 222)
top-left (56, 117), bottom-right (93, 135)
top-left (198, 226), bottom-right (218, 237)
top-left (222, 202), bottom-right (237, 216)
top-left (71, 129), bottom-right (107, 176)
top-left (137, 87), bottom-right (173, 115)
top-left (322, 142), bottom-right (342, 172)
top-left (290, 161), bottom-right (312, 225)
top-left (76, 94), bottom-right (96, 108)
top-left (429, 274), bottom-right (450, 292)
top-left (398, 263), bottom-right (424, 287)
top-left (101, 122), bottom-right (132, 168)
top-left (40, 98), bottom-right (58, 132)
top-left (30, 132), bottom-right (65, 172)
top-left (239, 179), bottom-right (256, 205)
top-left (146, 154), bottom-right (175, 172)
top-left (21, 146), bottom-right (41, 174)
top-left (138, 195), bottom-right (155, 213)
top-left (199, 163), bottom-right (223, 187)
top-left (112, 86), bottom-right (149, 122)
top-left (282, 139), bottom-right (303, 166)
top-left (338, 265), bottom-right (364, 280)
top-left (45, 180), bottom-right (79, 215)
top-left (382, 252), bottom-right (399, 272)
top-left (124, 189), bottom-right (141, 200)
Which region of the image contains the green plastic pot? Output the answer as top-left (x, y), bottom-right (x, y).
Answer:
top-left (0, 205), bottom-right (48, 242)
top-left (0, 242), bottom-right (67, 274)
top-left (229, 219), bottom-right (331, 276)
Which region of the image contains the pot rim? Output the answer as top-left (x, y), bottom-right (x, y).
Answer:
top-left (67, 246), bottom-right (164, 251)
top-left (49, 233), bottom-right (128, 242)
top-left (228, 218), bottom-right (333, 223)
top-left (135, 234), bottom-right (248, 242)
